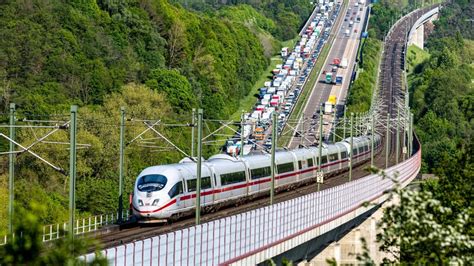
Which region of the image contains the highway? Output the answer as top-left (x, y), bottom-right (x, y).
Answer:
top-left (289, 0), bottom-right (368, 148)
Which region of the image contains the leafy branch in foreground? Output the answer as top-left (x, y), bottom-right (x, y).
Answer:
top-left (352, 168), bottom-right (473, 265)
top-left (0, 202), bottom-right (107, 265)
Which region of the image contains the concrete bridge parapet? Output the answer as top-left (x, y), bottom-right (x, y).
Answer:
top-left (408, 7), bottom-right (440, 49)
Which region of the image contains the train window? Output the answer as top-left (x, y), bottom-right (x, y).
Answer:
top-left (168, 181), bottom-right (183, 198)
top-left (221, 171), bottom-right (246, 185)
top-left (298, 161), bottom-right (303, 170)
top-left (137, 174), bottom-right (167, 192)
top-left (353, 148), bottom-right (358, 155)
top-left (250, 167), bottom-right (271, 179)
top-left (187, 176), bottom-right (212, 192)
top-left (307, 158), bottom-right (314, 167)
top-left (341, 151), bottom-right (347, 159)
top-left (329, 153), bottom-right (338, 161)
top-left (364, 145), bottom-right (369, 152)
top-left (277, 162), bottom-right (294, 174)
top-left (359, 146), bottom-right (364, 153)
top-left (321, 156), bottom-right (328, 164)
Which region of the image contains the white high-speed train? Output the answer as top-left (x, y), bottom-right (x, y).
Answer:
top-left (131, 135), bottom-right (382, 222)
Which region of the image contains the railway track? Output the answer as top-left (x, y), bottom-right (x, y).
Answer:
top-left (378, 6), bottom-right (439, 160)
top-left (89, 5), bottom-right (438, 252)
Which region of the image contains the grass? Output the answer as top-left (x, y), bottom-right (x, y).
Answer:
top-left (281, 37), bottom-right (299, 50)
top-left (345, 37), bottom-right (383, 113)
top-left (406, 44), bottom-right (430, 76)
top-left (279, 0), bottom-right (349, 147)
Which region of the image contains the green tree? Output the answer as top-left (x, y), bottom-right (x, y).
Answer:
top-left (146, 69), bottom-right (196, 113)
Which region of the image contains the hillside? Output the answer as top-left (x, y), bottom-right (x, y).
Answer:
top-left (171, 0), bottom-right (314, 41)
top-left (0, 0), bottom-right (314, 232)
top-left (0, 0), bottom-right (270, 119)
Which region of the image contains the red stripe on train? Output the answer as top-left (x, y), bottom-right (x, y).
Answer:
top-left (134, 148), bottom-right (375, 214)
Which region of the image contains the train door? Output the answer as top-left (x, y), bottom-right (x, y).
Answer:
top-left (291, 151), bottom-right (302, 182)
top-left (241, 159), bottom-right (251, 197)
top-left (180, 166), bottom-right (196, 210)
top-left (201, 164), bottom-right (213, 207)
top-left (207, 164), bottom-right (218, 204)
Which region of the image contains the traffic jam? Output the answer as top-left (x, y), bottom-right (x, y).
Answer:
top-left (226, 0), bottom-right (342, 156)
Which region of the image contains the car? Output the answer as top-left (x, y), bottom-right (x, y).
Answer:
top-left (354, 29), bottom-right (358, 33)
top-left (360, 7), bottom-right (363, 11)
top-left (353, 11), bottom-right (357, 15)
top-left (344, 18), bottom-right (348, 21)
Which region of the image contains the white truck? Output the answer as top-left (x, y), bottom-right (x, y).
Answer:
top-left (324, 101), bottom-right (333, 114)
top-left (340, 58), bottom-right (348, 69)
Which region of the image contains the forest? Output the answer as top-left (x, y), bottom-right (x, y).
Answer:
top-left (390, 0), bottom-right (473, 263)
top-left (170, 0), bottom-right (314, 41)
top-left (0, 0), bottom-right (314, 233)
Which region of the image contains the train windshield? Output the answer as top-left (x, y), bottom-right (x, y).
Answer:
top-left (137, 174), bottom-right (167, 192)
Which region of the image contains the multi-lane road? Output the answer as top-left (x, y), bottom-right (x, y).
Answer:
top-left (289, 0), bottom-right (368, 148)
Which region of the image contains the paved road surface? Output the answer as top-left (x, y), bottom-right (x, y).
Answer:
top-left (289, 0), bottom-right (368, 148)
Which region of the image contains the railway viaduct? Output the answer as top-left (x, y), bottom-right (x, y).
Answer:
top-left (407, 7), bottom-right (440, 49)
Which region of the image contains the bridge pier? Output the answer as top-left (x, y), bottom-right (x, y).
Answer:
top-left (412, 24), bottom-right (424, 49)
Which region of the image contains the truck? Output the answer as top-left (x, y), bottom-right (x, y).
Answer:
top-left (324, 101), bottom-right (333, 114)
top-left (335, 75), bottom-right (343, 85)
top-left (340, 58), bottom-right (348, 69)
top-left (328, 95), bottom-right (337, 105)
